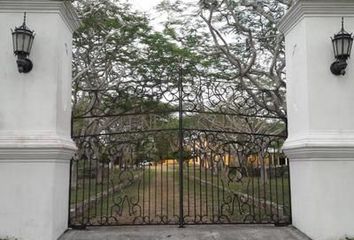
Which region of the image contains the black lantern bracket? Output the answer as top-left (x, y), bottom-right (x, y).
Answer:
top-left (11, 12), bottom-right (35, 73)
top-left (330, 17), bottom-right (353, 76)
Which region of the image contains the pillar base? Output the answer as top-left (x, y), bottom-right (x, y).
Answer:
top-left (284, 135), bottom-right (354, 240)
top-left (0, 135), bottom-right (76, 240)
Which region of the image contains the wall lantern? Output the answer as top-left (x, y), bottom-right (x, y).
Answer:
top-left (331, 17), bottom-right (353, 76)
top-left (11, 12), bottom-right (35, 73)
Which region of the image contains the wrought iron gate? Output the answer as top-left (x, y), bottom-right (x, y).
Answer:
top-left (69, 70), bottom-right (291, 227)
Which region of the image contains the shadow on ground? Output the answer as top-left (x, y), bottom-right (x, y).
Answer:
top-left (59, 225), bottom-right (311, 240)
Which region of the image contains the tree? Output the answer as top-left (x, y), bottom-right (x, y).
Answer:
top-left (71, 0), bottom-right (207, 171)
top-left (155, 0), bottom-right (292, 183)
top-left (157, 0), bottom-right (291, 124)
top-left (199, 0), bottom-right (292, 120)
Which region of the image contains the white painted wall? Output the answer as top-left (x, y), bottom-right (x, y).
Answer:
top-left (0, 13), bottom-right (73, 136)
top-left (0, 1), bottom-right (79, 240)
top-left (290, 160), bottom-right (354, 240)
top-left (0, 161), bottom-right (71, 240)
top-left (279, 1), bottom-right (354, 240)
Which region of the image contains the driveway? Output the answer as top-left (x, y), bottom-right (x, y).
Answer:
top-left (59, 225), bottom-right (311, 240)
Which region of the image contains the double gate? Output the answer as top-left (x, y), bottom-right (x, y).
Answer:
top-left (69, 71), bottom-right (291, 227)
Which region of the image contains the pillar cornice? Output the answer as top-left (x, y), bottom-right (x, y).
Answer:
top-left (0, 0), bottom-right (80, 33)
top-left (284, 146), bottom-right (354, 161)
top-left (0, 132), bottom-right (77, 161)
top-left (284, 131), bottom-right (354, 160)
top-left (279, 0), bottom-right (354, 35)
top-left (284, 130), bottom-right (354, 146)
top-left (0, 149), bottom-right (75, 163)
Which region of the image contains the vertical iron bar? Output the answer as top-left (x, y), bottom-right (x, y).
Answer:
top-left (178, 68), bottom-right (184, 227)
top-left (75, 155), bottom-right (79, 224)
top-left (251, 154), bottom-right (256, 222)
top-left (81, 154), bottom-right (86, 225)
top-left (166, 155), bottom-right (169, 219)
top-left (275, 141), bottom-right (280, 223)
top-left (287, 156), bottom-right (292, 224)
top-left (87, 152), bottom-right (93, 223)
top-left (148, 162), bottom-right (151, 223)
top-left (172, 146), bottom-right (175, 217)
top-left (142, 163), bottom-right (145, 219)
top-left (217, 154), bottom-right (220, 222)
top-left (204, 150), bottom-right (208, 219)
top-left (199, 148), bottom-right (202, 222)
top-left (281, 160), bottom-right (285, 218)
top-left (94, 154), bottom-right (98, 220)
top-left (106, 162), bottom-right (110, 223)
top-left (187, 134), bottom-right (190, 218)
top-left (160, 160), bottom-right (163, 221)
top-left (100, 161), bottom-right (104, 224)
top-left (68, 158), bottom-right (73, 226)
top-left (211, 152), bottom-right (214, 222)
top-left (262, 149), bottom-right (267, 221)
top-left (193, 139), bottom-right (197, 223)
top-left (160, 158), bottom-right (164, 221)
top-left (269, 145), bottom-right (273, 222)
top-left (68, 112), bottom-right (74, 226)
top-left (155, 158), bottom-right (157, 219)
top-left (257, 152), bottom-right (261, 222)
top-left (160, 158), bottom-right (164, 222)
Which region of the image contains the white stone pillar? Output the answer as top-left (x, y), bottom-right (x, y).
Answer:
top-left (0, 1), bottom-right (79, 240)
top-left (279, 1), bottom-right (354, 240)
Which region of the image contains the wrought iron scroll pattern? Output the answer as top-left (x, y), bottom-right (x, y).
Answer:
top-left (69, 69), bottom-right (290, 227)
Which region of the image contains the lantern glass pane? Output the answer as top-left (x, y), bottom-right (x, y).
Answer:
top-left (16, 32), bottom-right (26, 52)
top-left (28, 36), bottom-right (34, 53)
top-left (16, 33), bottom-right (23, 52)
top-left (349, 39), bottom-right (353, 57)
top-left (337, 37), bottom-right (344, 56)
top-left (335, 38), bottom-right (339, 57)
top-left (23, 33), bottom-right (31, 53)
top-left (21, 32), bottom-right (26, 52)
top-left (343, 38), bottom-right (350, 55)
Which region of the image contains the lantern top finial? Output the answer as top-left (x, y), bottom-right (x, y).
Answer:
top-left (337, 17), bottom-right (351, 36)
top-left (23, 12), bottom-right (26, 26)
top-left (14, 12), bottom-right (34, 33)
top-left (332, 17), bottom-right (352, 38)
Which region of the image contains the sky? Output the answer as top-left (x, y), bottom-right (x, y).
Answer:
top-left (126, 0), bottom-right (196, 31)
top-left (128, 0), bottom-right (163, 12)
top-left (125, 0), bottom-right (172, 31)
